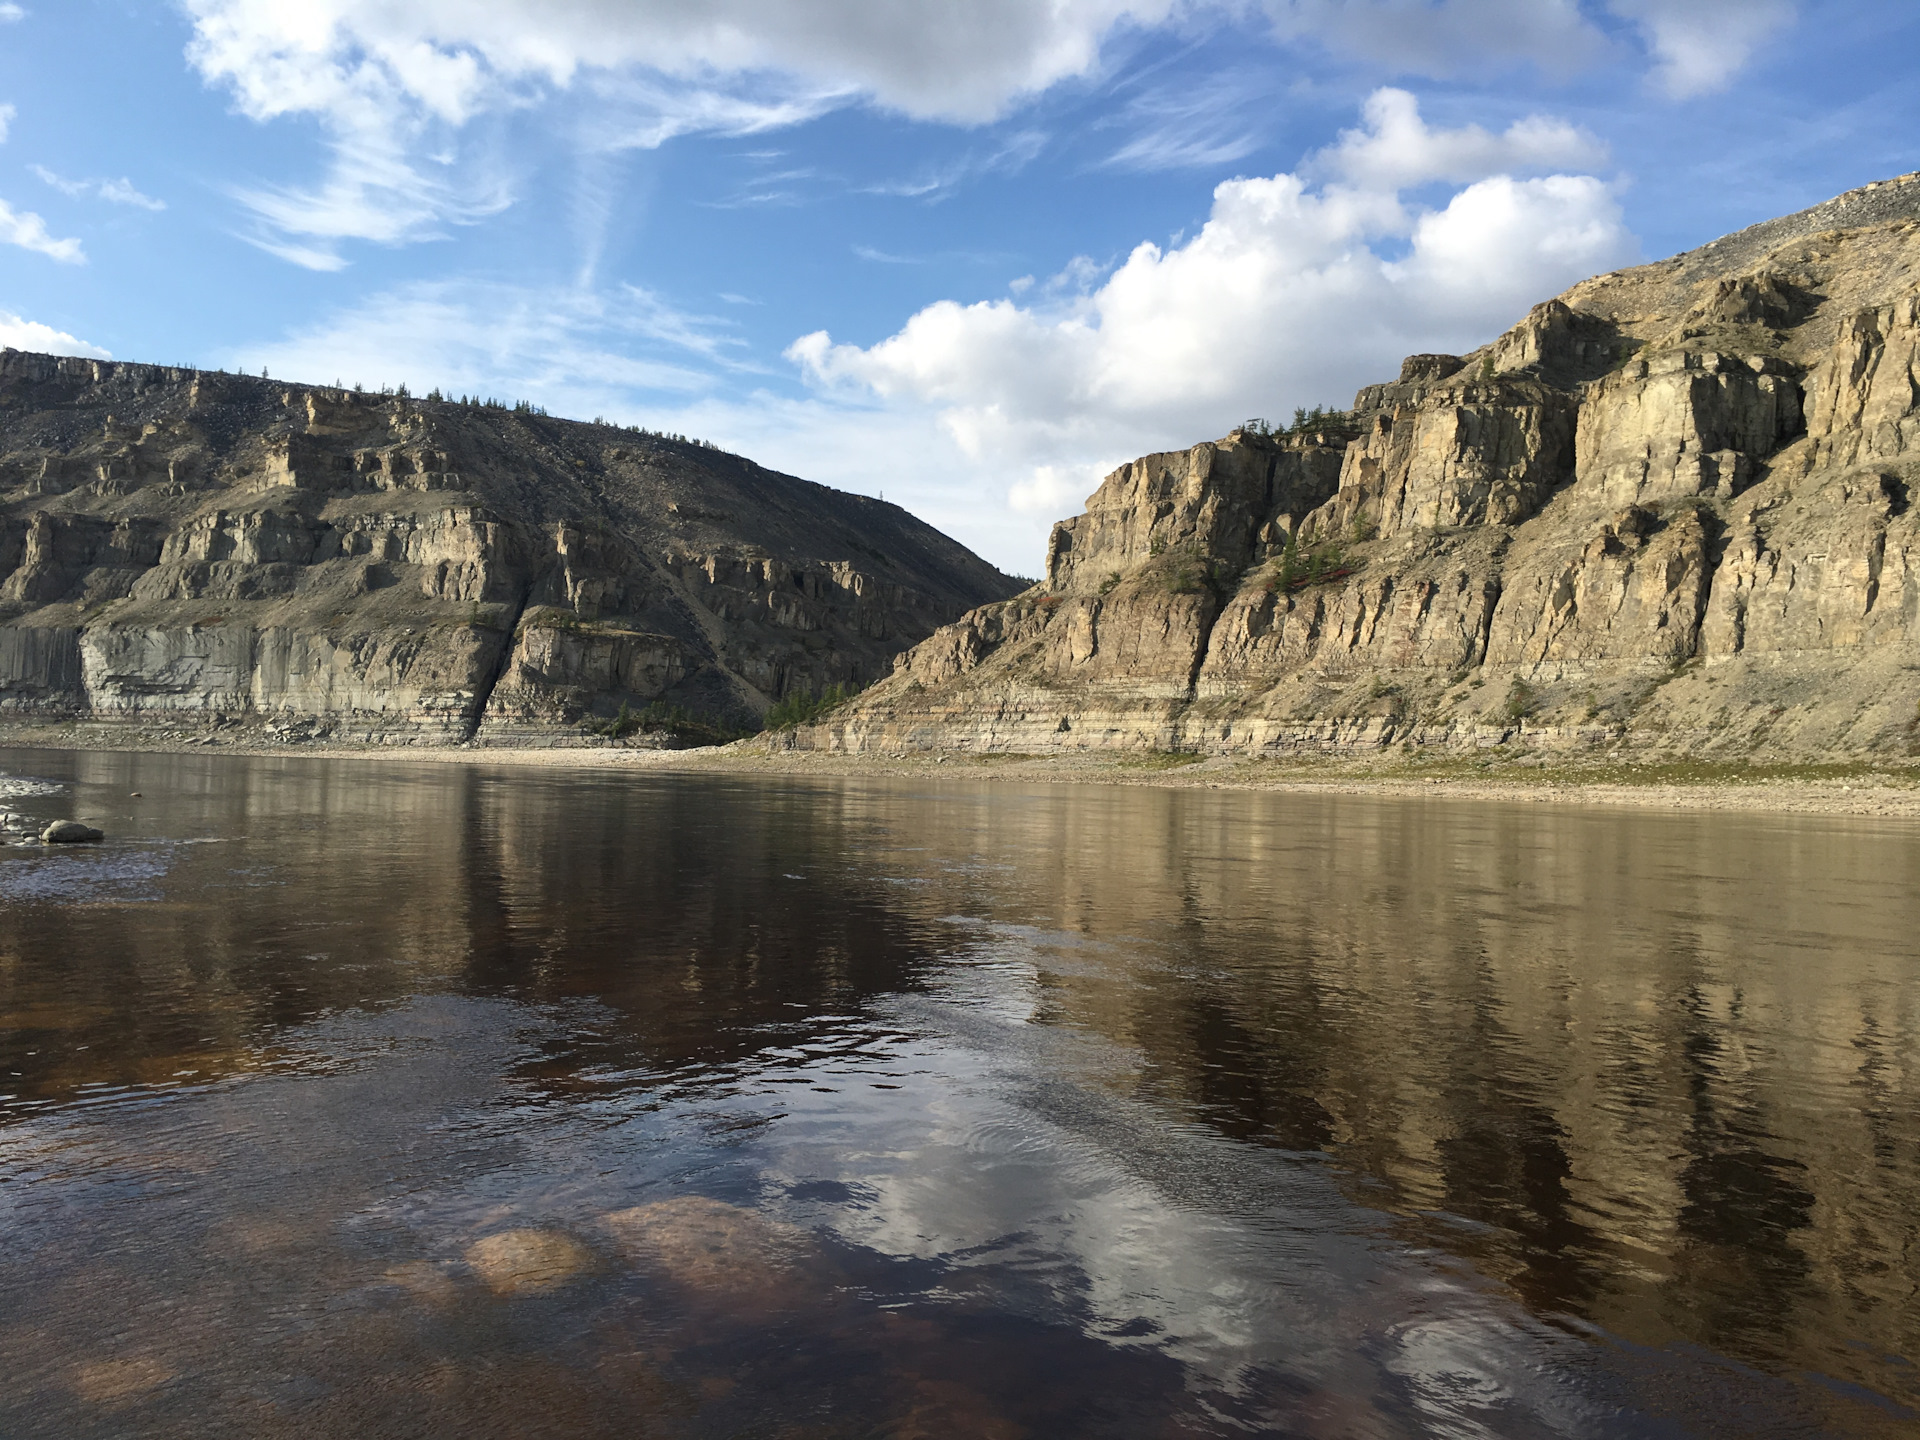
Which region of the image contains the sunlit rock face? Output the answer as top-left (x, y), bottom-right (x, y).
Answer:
top-left (0, 364), bottom-right (1021, 742)
top-left (808, 172), bottom-right (1920, 759)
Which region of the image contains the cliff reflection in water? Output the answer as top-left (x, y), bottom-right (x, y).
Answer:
top-left (0, 755), bottom-right (948, 1102)
top-left (923, 787), bottom-right (1920, 1375)
top-left (1, 749), bottom-right (1916, 1436)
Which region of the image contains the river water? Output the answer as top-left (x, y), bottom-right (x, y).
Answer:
top-left (1, 749), bottom-right (1916, 1438)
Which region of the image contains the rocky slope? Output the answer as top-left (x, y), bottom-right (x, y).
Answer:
top-left (801, 173), bottom-right (1920, 759)
top-left (0, 361), bottom-right (1019, 742)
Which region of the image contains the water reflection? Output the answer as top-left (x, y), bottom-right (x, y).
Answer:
top-left (0, 749), bottom-right (1916, 1437)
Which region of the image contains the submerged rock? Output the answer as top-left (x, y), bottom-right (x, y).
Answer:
top-left (462, 1228), bottom-right (594, 1296)
top-left (381, 1258), bottom-right (463, 1306)
top-left (602, 1195), bottom-right (805, 1293)
top-left (68, 1356), bottom-right (172, 1405)
top-left (41, 820), bottom-right (104, 844)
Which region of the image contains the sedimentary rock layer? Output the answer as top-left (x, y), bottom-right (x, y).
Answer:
top-left (807, 173), bottom-right (1920, 758)
top-left (0, 362), bottom-right (1019, 741)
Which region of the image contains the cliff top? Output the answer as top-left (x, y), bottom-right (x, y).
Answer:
top-left (0, 350), bottom-right (1017, 610)
top-left (1554, 171), bottom-right (1920, 364)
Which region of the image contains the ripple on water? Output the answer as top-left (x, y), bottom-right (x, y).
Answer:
top-left (0, 849), bottom-right (172, 904)
top-left (0, 775), bottom-right (64, 800)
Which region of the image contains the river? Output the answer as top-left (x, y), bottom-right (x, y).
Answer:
top-left (1, 748), bottom-right (1915, 1437)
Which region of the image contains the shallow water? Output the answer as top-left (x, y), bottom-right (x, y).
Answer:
top-left (1, 748), bottom-right (1916, 1438)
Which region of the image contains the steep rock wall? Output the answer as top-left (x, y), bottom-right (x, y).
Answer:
top-left (0, 356), bottom-right (1020, 741)
top-left (804, 173), bottom-right (1920, 760)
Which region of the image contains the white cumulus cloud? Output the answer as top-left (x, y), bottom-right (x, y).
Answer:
top-left (0, 197), bottom-right (83, 263)
top-left (1313, 87), bottom-right (1608, 191)
top-left (789, 89), bottom-right (1634, 531)
top-left (182, 0), bottom-right (1182, 128)
top-left (0, 310), bottom-right (109, 358)
top-left (1609, 0), bottom-right (1797, 99)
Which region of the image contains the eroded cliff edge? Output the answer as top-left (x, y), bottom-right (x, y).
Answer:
top-left (0, 364), bottom-right (1021, 742)
top-left (802, 174), bottom-right (1920, 759)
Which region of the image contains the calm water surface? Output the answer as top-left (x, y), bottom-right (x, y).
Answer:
top-left (1, 749), bottom-right (1917, 1438)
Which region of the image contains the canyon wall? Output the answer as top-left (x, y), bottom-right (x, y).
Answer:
top-left (0, 363), bottom-right (1019, 742)
top-left (801, 173), bottom-right (1920, 759)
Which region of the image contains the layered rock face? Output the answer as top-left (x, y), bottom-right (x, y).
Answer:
top-left (809, 173), bottom-right (1920, 758)
top-left (0, 363), bottom-right (1018, 741)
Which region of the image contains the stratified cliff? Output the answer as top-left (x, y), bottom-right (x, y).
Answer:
top-left (0, 360), bottom-right (1020, 742)
top-left (804, 173), bottom-right (1920, 759)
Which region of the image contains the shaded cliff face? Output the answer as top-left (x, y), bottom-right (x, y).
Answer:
top-left (810, 172), bottom-right (1920, 758)
top-left (0, 360), bottom-right (1020, 740)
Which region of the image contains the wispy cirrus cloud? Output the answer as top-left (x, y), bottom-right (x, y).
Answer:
top-left (231, 275), bottom-right (757, 402)
top-left (222, 126), bottom-right (514, 272)
top-left (176, 0), bottom-right (1792, 272)
top-left (701, 164), bottom-right (832, 210)
top-left (861, 129), bottom-right (1048, 200)
top-left (854, 242), bottom-right (1021, 266)
top-left (1100, 73), bottom-right (1270, 172)
top-left (179, 0), bottom-right (1175, 266)
top-left (31, 165), bottom-right (166, 211)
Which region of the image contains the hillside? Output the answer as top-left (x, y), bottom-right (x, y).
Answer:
top-left (0, 358), bottom-right (1020, 742)
top-left (797, 173), bottom-right (1920, 760)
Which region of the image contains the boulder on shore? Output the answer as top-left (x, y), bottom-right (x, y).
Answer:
top-left (41, 821), bottom-right (104, 844)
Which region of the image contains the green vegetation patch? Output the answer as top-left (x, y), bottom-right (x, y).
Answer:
top-left (764, 680), bottom-right (864, 730)
top-left (590, 700), bottom-right (753, 747)
top-left (1266, 531), bottom-right (1352, 591)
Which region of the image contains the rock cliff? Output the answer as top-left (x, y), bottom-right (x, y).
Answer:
top-left (0, 361), bottom-right (1020, 741)
top-left (804, 173), bottom-right (1920, 759)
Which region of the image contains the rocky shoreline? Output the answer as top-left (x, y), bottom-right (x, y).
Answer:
top-left (3, 719), bottom-right (1916, 819)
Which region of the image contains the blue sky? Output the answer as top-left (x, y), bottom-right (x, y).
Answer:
top-left (1, 1), bottom-right (1916, 574)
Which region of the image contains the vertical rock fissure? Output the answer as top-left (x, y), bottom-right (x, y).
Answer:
top-left (1183, 589), bottom-right (1230, 696)
top-left (1474, 578), bottom-right (1505, 670)
top-left (1686, 507), bottom-right (1728, 663)
top-left (464, 577), bottom-right (537, 741)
